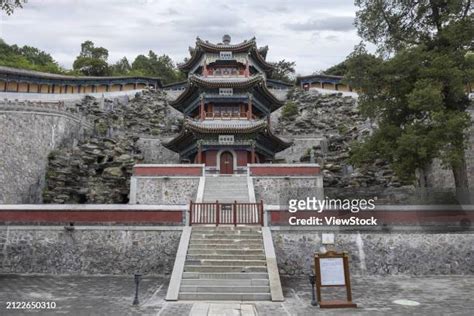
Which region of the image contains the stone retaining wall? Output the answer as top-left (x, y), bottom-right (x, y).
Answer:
top-left (0, 226), bottom-right (181, 275)
top-left (0, 107), bottom-right (89, 204)
top-left (2, 226), bottom-right (472, 276)
top-left (252, 176), bottom-right (324, 204)
top-left (272, 230), bottom-right (474, 276)
top-left (131, 177), bottom-right (200, 204)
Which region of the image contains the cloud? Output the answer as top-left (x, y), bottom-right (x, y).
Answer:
top-left (285, 16), bottom-right (355, 32)
top-left (0, 0), bottom-right (368, 75)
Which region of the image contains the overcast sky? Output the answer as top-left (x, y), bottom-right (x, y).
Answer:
top-left (0, 0), bottom-right (373, 75)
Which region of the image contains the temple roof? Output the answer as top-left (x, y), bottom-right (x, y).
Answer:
top-left (178, 36), bottom-right (274, 73)
top-left (164, 118), bottom-right (292, 153)
top-left (195, 37), bottom-right (257, 52)
top-left (190, 74), bottom-right (264, 89)
top-left (186, 119), bottom-right (267, 133)
top-left (0, 66), bottom-right (162, 87)
top-left (169, 74), bottom-right (284, 111)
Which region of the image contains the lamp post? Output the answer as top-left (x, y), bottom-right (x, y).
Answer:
top-left (309, 274), bottom-right (318, 306)
top-left (133, 273), bottom-right (142, 306)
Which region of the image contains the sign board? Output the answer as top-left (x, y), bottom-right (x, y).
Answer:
top-left (219, 88), bottom-right (233, 96)
top-left (219, 51), bottom-right (233, 60)
top-left (314, 251), bottom-right (357, 308)
top-left (319, 258), bottom-right (345, 286)
top-left (322, 233), bottom-right (335, 245)
top-left (219, 135), bottom-right (234, 144)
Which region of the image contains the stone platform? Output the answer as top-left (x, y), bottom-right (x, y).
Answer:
top-left (1, 274), bottom-right (473, 315)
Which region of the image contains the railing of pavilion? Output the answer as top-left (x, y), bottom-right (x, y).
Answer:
top-left (204, 112), bottom-right (256, 119)
top-left (189, 200), bottom-right (264, 226)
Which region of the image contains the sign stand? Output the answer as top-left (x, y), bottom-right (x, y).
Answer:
top-left (314, 251), bottom-right (357, 308)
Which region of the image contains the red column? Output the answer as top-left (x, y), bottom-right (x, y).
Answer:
top-left (197, 144), bottom-right (202, 164)
top-left (245, 59), bottom-right (250, 77)
top-left (203, 61), bottom-right (208, 77)
top-left (200, 98), bottom-right (205, 120)
top-left (247, 97), bottom-right (252, 119)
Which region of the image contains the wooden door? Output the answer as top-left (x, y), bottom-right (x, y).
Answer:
top-left (220, 152), bottom-right (233, 174)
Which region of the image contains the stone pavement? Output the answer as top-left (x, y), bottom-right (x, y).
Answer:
top-left (1, 274), bottom-right (473, 315)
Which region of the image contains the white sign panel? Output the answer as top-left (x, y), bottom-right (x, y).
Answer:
top-left (322, 233), bottom-right (335, 245)
top-left (219, 88), bottom-right (233, 96)
top-left (219, 135), bottom-right (234, 144)
top-left (320, 258), bottom-right (346, 286)
top-left (220, 51), bottom-right (233, 60)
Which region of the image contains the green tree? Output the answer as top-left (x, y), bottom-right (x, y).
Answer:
top-left (110, 56), bottom-right (132, 75)
top-left (0, 39), bottom-right (63, 73)
top-left (73, 40), bottom-right (109, 76)
top-left (269, 59), bottom-right (296, 84)
top-left (281, 101), bottom-right (299, 119)
top-left (131, 50), bottom-right (184, 84)
top-left (323, 61), bottom-right (348, 76)
top-left (1, 0), bottom-right (26, 15)
top-left (348, 0), bottom-right (473, 188)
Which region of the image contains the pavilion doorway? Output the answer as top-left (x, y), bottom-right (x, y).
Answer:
top-left (220, 151), bottom-right (234, 174)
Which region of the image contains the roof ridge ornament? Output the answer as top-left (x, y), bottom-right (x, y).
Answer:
top-left (222, 34), bottom-right (231, 45)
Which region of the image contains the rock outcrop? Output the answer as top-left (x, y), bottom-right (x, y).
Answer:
top-left (273, 89), bottom-right (412, 201)
top-left (43, 90), bottom-right (181, 203)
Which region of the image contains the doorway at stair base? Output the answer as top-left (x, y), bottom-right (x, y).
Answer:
top-left (219, 151), bottom-right (234, 174)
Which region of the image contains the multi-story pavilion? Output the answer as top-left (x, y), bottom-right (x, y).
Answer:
top-left (164, 35), bottom-right (291, 174)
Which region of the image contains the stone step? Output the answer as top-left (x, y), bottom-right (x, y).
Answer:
top-left (202, 196), bottom-right (249, 200)
top-left (191, 234), bottom-right (262, 239)
top-left (203, 190), bottom-right (248, 193)
top-left (205, 177), bottom-right (248, 181)
top-left (187, 254), bottom-right (266, 260)
top-left (188, 244), bottom-right (264, 250)
top-left (178, 292), bottom-right (271, 301)
top-left (184, 265), bottom-right (268, 273)
top-left (204, 188), bottom-right (248, 190)
top-left (185, 259), bottom-right (267, 266)
top-left (202, 197), bottom-right (249, 201)
top-left (203, 188), bottom-right (248, 190)
top-left (180, 279), bottom-right (269, 286)
top-left (187, 249), bottom-right (265, 255)
top-left (191, 227), bottom-right (261, 232)
top-left (189, 238), bottom-right (262, 244)
top-left (204, 184), bottom-right (248, 187)
top-left (182, 272), bottom-right (269, 280)
top-left (203, 193), bottom-right (248, 196)
top-left (190, 233), bottom-right (262, 237)
top-left (180, 285), bottom-right (270, 294)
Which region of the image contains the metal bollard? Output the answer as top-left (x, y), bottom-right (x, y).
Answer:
top-left (309, 274), bottom-right (318, 306)
top-left (133, 273), bottom-right (142, 305)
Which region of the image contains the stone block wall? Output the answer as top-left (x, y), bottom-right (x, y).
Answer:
top-left (136, 137), bottom-right (179, 164)
top-left (0, 227), bottom-right (181, 275)
top-left (132, 177), bottom-right (200, 204)
top-left (252, 176), bottom-right (324, 204)
top-left (0, 108), bottom-right (89, 204)
top-left (272, 230), bottom-right (474, 276)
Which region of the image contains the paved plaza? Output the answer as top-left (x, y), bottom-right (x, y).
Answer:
top-left (0, 274), bottom-right (473, 315)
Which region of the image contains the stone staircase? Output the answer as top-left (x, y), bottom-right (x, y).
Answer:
top-left (203, 176), bottom-right (249, 203)
top-left (178, 226), bottom-right (271, 300)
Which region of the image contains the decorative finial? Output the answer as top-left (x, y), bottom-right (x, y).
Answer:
top-left (222, 34), bottom-right (231, 45)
